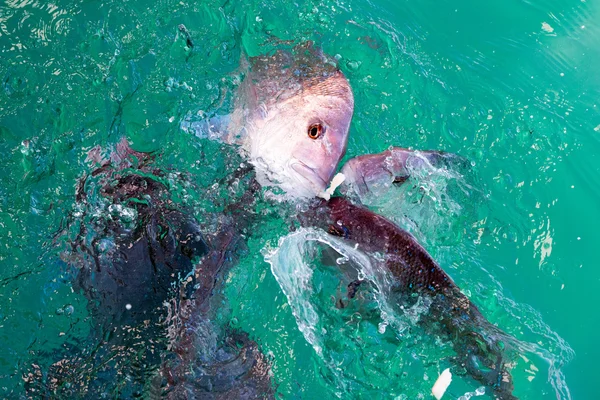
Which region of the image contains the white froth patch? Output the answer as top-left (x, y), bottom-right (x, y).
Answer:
top-left (431, 368), bottom-right (452, 400)
top-left (541, 22), bottom-right (554, 33)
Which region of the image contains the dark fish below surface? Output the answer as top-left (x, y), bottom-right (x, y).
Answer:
top-left (24, 143), bottom-right (274, 399)
top-left (302, 196), bottom-right (517, 399)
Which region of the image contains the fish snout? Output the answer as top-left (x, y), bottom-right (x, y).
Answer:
top-left (290, 161), bottom-right (329, 195)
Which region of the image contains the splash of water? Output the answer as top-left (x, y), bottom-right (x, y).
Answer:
top-left (343, 150), bottom-right (483, 247)
top-left (266, 228), bottom-right (443, 397)
top-left (267, 227), bottom-right (573, 398)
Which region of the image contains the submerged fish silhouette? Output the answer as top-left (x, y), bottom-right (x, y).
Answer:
top-left (25, 142), bottom-right (273, 398)
top-left (304, 195), bottom-right (517, 399)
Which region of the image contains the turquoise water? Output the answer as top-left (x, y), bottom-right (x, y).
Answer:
top-left (1, 0), bottom-right (599, 398)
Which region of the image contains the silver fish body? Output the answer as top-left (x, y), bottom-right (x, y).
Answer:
top-left (187, 44), bottom-right (354, 199)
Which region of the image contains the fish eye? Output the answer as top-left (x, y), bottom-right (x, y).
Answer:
top-left (308, 123), bottom-right (324, 139)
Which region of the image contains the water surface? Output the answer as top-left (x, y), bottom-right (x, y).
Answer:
top-left (1, 0), bottom-right (599, 398)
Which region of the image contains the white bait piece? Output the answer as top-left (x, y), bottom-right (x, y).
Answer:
top-left (318, 173), bottom-right (346, 200)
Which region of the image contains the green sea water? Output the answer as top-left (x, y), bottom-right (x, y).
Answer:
top-left (1, 0), bottom-right (599, 398)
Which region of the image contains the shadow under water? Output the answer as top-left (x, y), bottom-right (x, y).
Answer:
top-left (23, 143), bottom-right (274, 399)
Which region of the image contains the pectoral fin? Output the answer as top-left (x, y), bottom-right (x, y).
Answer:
top-left (180, 113), bottom-right (244, 145)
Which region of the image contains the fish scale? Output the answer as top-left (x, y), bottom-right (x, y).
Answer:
top-left (304, 196), bottom-right (517, 399)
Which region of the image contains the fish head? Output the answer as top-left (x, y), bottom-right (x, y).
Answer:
top-left (247, 71), bottom-right (354, 199)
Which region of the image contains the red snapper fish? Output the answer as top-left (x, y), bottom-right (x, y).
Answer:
top-left (183, 43), bottom-right (354, 200)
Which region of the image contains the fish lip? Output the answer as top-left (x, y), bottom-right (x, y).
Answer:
top-left (290, 161), bottom-right (328, 192)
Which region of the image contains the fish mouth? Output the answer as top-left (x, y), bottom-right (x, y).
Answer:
top-left (290, 161), bottom-right (329, 194)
